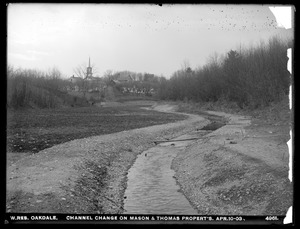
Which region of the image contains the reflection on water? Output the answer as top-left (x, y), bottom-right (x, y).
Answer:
top-left (124, 141), bottom-right (198, 214)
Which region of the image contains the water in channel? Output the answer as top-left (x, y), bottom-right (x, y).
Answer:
top-left (123, 136), bottom-right (199, 214)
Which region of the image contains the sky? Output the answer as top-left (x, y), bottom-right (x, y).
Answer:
top-left (7, 4), bottom-right (293, 79)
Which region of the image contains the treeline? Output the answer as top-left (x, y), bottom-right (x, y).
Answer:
top-left (7, 36), bottom-right (292, 110)
top-left (157, 36), bottom-right (292, 109)
top-left (7, 67), bottom-right (86, 109)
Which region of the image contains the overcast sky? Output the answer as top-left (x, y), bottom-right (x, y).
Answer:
top-left (7, 4), bottom-right (293, 79)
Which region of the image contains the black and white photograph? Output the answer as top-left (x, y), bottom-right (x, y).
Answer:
top-left (6, 3), bottom-right (294, 225)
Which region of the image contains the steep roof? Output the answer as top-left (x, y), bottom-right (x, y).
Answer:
top-left (117, 74), bottom-right (133, 82)
top-left (69, 75), bottom-right (83, 82)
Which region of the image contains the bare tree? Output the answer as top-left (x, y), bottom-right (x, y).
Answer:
top-left (46, 67), bottom-right (62, 91)
top-left (73, 64), bottom-right (87, 79)
top-left (103, 69), bottom-right (114, 78)
top-left (181, 59), bottom-right (191, 72)
top-left (74, 61), bottom-right (98, 78)
top-left (73, 64), bottom-right (88, 97)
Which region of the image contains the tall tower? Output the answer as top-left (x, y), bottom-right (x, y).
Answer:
top-left (86, 57), bottom-right (93, 79)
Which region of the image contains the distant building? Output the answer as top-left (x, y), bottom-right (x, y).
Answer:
top-left (69, 75), bottom-right (83, 84)
top-left (111, 73), bottom-right (133, 84)
top-left (68, 57), bottom-right (107, 92)
top-left (86, 57), bottom-right (93, 79)
top-left (87, 76), bottom-right (107, 92)
top-left (118, 74), bottom-right (133, 83)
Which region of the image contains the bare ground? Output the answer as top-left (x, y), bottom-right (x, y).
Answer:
top-left (172, 105), bottom-right (293, 215)
top-left (6, 100), bottom-right (293, 216)
top-left (6, 102), bottom-right (206, 214)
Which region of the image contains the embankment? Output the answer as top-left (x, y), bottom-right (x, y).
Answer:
top-left (172, 110), bottom-right (292, 215)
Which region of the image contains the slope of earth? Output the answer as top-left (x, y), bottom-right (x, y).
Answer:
top-left (172, 99), bottom-right (293, 215)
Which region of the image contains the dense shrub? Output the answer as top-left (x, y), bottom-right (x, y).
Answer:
top-left (7, 67), bottom-right (71, 109)
top-left (157, 36), bottom-right (292, 109)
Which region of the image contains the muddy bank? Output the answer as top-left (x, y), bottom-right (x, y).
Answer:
top-left (6, 104), bottom-right (209, 214)
top-left (172, 111), bottom-right (292, 215)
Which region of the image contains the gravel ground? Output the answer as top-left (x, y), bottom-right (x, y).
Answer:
top-left (6, 104), bottom-right (207, 214)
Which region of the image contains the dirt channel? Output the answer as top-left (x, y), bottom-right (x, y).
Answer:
top-left (6, 102), bottom-right (292, 217)
top-left (6, 103), bottom-right (208, 214)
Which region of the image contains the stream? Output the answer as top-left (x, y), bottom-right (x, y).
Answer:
top-left (123, 133), bottom-right (205, 215)
top-left (123, 112), bottom-right (227, 215)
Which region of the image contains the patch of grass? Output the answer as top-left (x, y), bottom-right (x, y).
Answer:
top-left (7, 104), bottom-right (186, 153)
